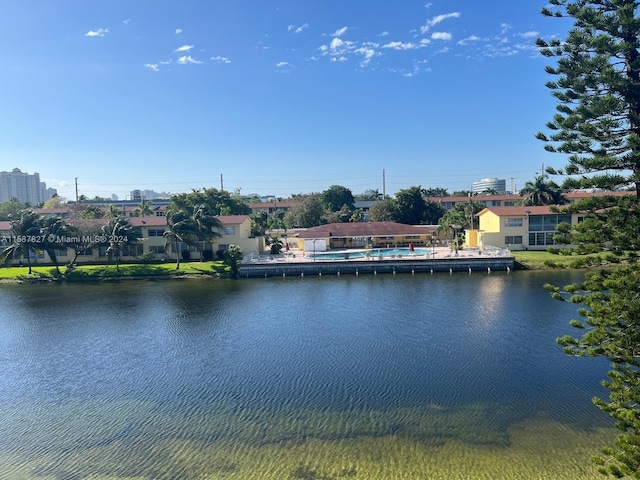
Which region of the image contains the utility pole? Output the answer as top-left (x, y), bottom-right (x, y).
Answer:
top-left (220, 174), bottom-right (224, 191)
top-left (382, 169), bottom-right (386, 199)
top-left (75, 177), bottom-right (79, 202)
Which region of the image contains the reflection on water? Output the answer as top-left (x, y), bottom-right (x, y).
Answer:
top-left (0, 271), bottom-right (615, 479)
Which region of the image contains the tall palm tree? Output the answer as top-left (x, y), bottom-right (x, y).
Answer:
top-left (101, 216), bottom-right (141, 272)
top-left (1, 210), bottom-right (42, 274)
top-left (520, 175), bottom-right (567, 206)
top-left (163, 209), bottom-right (198, 270)
top-left (40, 216), bottom-right (71, 275)
top-left (192, 204), bottom-right (221, 261)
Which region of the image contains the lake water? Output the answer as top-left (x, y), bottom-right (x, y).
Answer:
top-left (0, 270), bottom-right (616, 479)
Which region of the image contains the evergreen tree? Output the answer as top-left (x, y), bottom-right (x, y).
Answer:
top-left (536, 0), bottom-right (640, 196)
top-left (539, 1), bottom-right (640, 476)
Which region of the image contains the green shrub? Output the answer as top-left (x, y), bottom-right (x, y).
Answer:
top-left (138, 251), bottom-right (157, 263)
top-left (559, 249), bottom-right (573, 256)
top-left (570, 258), bottom-right (587, 268)
top-left (202, 249), bottom-right (214, 260)
top-left (544, 260), bottom-right (558, 268)
top-left (181, 249), bottom-right (191, 261)
top-left (547, 248), bottom-right (560, 255)
top-left (605, 253), bottom-right (620, 264)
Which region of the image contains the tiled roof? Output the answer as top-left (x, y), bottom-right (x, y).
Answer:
top-left (297, 222), bottom-right (435, 238)
top-left (216, 215), bottom-right (250, 224)
top-left (478, 206), bottom-right (559, 216)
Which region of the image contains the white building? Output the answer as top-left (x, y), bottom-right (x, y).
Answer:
top-left (0, 168), bottom-right (56, 204)
top-left (472, 178), bottom-right (507, 195)
top-left (130, 189), bottom-right (172, 201)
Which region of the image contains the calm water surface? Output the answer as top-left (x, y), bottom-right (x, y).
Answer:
top-left (0, 271), bottom-right (616, 479)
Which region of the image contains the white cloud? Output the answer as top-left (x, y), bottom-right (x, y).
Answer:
top-left (457, 35), bottom-right (480, 45)
top-left (177, 55), bottom-right (202, 64)
top-left (355, 47), bottom-right (376, 66)
top-left (288, 23), bottom-right (309, 33)
top-left (431, 32), bottom-right (452, 41)
top-left (160, 59), bottom-right (172, 65)
top-left (211, 56), bottom-right (231, 63)
top-left (276, 61), bottom-right (291, 67)
top-left (382, 41), bottom-right (419, 50)
top-left (424, 2), bottom-right (433, 8)
top-left (378, 31), bottom-right (389, 37)
top-left (175, 28), bottom-right (183, 34)
top-left (519, 31), bottom-right (539, 38)
top-left (331, 26), bottom-right (348, 37)
top-left (420, 12), bottom-right (460, 34)
top-left (85, 28), bottom-right (108, 37)
top-left (123, 19), bottom-right (132, 26)
top-left (174, 45), bottom-right (194, 53)
top-left (420, 38), bottom-right (430, 45)
top-left (500, 23), bottom-right (512, 34)
top-left (330, 37), bottom-right (345, 51)
top-left (144, 64), bottom-right (159, 72)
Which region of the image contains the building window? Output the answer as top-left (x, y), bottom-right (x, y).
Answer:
top-left (503, 201), bottom-right (515, 206)
top-left (149, 246), bottom-right (165, 254)
top-left (528, 214), bottom-right (571, 232)
top-left (148, 229), bottom-right (165, 237)
top-left (529, 232), bottom-right (557, 246)
top-left (504, 236), bottom-right (523, 245)
top-left (221, 226), bottom-right (235, 235)
top-left (504, 218), bottom-right (523, 227)
top-left (155, 211), bottom-right (165, 216)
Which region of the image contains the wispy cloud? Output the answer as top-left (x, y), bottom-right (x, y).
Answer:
top-left (85, 28), bottom-right (108, 37)
top-left (123, 19), bottom-right (132, 26)
top-left (500, 23), bottom-right (512, 35)
top-left (424, 2), bottom-right (433, 8)
top-left (211, 56), bottom-right (231, 64)
top-left (288, 23), bottom-right (309, 34)
top-left (175, 28), bottom-right (183, 35)
top-left (420, 12), bottom-right (460, 34)
top-left (276, 61), bottom-right (291, 67)
top-left (518, 31), bottom-right (539, 38)
top-left (378, 31), bottom-right (389, 37)
top-left (174, 45), bottom-right (194, 53)
top-left (331, 26), bottom-right (348, 37)
top-left (431, 32), bottom-right (452, 41)
top-left (177, 55), bottom-right (202, 64)
top-left (144, 63), bottom-right (159, 72)
top-left (457, 35), bottom-right (480, 45)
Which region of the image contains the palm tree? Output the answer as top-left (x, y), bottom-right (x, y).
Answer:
top-left (520, 174), bottom-right (567, 206)
top-left (163, 209), bottom-right (198, 270)
top-left (134, 199), bottom-right (153, 218)
top-left (1, 210), bottom-right (42, 274)
top-left (40, 216), bottom-right (71, 275)
top-left (104, 204), bottom-right (121, 218)
top-left (192, 204), bottom-right (221, 261)
top-left (101, 216), bottom-right (141, 272)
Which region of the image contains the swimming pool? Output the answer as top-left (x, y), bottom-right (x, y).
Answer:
top-left (308, 247), bottom-right (432, 260)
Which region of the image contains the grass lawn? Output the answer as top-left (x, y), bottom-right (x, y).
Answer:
top-left (511, 250), bottom-right (620, 269)
top-left (0, 260), bottom-right (227, 281)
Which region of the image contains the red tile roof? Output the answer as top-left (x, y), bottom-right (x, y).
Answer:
top-left (297, 222), bottom-right (435, 238)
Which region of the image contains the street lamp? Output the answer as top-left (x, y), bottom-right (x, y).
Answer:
top-left (312, 239), bottom-right (316, 263)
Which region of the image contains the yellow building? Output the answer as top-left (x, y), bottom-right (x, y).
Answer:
top-left (475, 206), bottom-right (579, 251)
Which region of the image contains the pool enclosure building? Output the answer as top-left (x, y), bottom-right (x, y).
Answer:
top-left (295, 222), bottom-right (437, 251)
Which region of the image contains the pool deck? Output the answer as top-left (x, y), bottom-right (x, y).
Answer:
top-left (240, 247), bottom-right (514, 277)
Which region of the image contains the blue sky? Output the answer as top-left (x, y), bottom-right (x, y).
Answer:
top-left (0, 1), bottom-right (572, 201)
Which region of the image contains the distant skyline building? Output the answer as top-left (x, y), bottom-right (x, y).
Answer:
top-left (472, 177), bottom-right (507, 195)
top-left (0, 168), bottom-right (56, 204)
top-left (130, 189), bottom-right (172, 201)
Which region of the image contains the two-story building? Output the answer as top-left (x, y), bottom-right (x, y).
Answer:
top-left (474, 206), bottom-right (576, 251)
